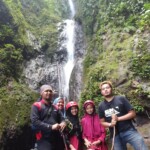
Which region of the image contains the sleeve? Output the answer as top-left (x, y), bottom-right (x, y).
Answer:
top-left (121, 96), bottom-right (133, 112)
top-left (98, 125), bottom-right (106, 143)
top-left (81, 118), bottom-right (86, 139)
top-left (58, 109), bottom-right (65, 123)
top-left (30, 105), bottom-right (52, 131)
top-left (98, 102), bottom-right (105, 118)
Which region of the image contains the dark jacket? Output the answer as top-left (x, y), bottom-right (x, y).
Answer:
top-left (30, 99), bottom-right (64, 140)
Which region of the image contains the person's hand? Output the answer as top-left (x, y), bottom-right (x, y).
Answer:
top-left (112, 114), bottom-right (118, 121)
top-left (52, 123), bottom-right (60, 130)
top-left (110, 120), bottom-right (117, 127)
top-left (59, 121), bottom-right (66, 132)
top-left (84, 139), bottom-right (91, 148)
top-left (92, 140), bottom-right (101, 146)
top-left (110, 114), bottom-right (117, 127)
top-left (69, 144), bottom-right (76, 150)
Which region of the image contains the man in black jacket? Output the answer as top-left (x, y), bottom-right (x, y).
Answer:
top-left (30, 84), bottom-right (66, 150)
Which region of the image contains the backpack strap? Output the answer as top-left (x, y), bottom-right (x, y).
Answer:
top-left (33, 101), bottom-right (43, 111)
top-left (33, 100), bottom-right (57, 116)
top-left (33, 99), bottom-right (47, 111)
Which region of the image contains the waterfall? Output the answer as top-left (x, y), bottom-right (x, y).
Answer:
top-left (58, 0), bottom-right (76, 99)
top-left (23, 0), bottom-right (83, 100)
top-left (68, 0), bottom-right (75, 18)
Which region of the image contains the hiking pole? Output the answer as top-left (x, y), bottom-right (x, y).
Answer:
top-left (111, 126), bottom-right (115, 150)
top-left (111, 113), bottom-right (116, 150)
top-left (63, 96), bottom-right (67, 119)
top-left (60, 95), bottom-right (68, 150)
top-left (60, 131), bottom-right (68, 150)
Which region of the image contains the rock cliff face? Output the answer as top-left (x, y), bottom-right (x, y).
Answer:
top-left (23, 20), bottom-right (85, 101)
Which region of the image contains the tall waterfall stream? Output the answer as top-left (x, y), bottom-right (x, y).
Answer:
top-left (23, 0), bottom-right (77, 100)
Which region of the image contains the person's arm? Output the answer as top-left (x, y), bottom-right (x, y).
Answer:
top-left (84, 138), bottom-right (92, 148)
top-left (30, 105), bottom-right (52, 131)
top-left (117, 96), bottom-right (136, 121)
top-left (57, 109), bottom-right (66, 131)
top-left (100, 110), bottom-right (136, 128)
top-left (81, 118), bottom-right (92, 148)
top-left (97, 124), bottom-right (106, 143)
top-left (59, 121), bottom-right (66, 132)
top-left (69, 144), bottom-right (76, 150)
top-left (117, 110), bottom-right (136, 121)
top-left (100, 118), bottom-right (117, 128)
top-left (92, 115), bottom-right (106, 146)
top-left (111, 96), bottom-right (136, 122)
top-left (31, 105), bottom-right (60, 131)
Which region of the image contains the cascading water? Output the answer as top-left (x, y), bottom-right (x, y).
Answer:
top-left (23, 0), bottom-right (81, 100)
top-left (58, 0), bottom-right (76, 99)
top-left (68, 0), bottom-right (75, 18)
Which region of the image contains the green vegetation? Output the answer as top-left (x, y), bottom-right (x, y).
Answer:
top-left (0, 80), bottom-right (38, 134)
top-left (0, 0), bottom-right (70, 86)
top-left (131, 52), bottom-right (150, 79)
top-left (76, 0), bottom-right (150, 35)
top-left (0, 0), bottom-right (149, 143)
top-left (76, 0), bottom-right (150, 113)
top-left (130, 39), bottom-right (150, 79)
top-left (0, 0), bottom-right (69, 140)
top-left (0, 44), bottom-right (23, 85)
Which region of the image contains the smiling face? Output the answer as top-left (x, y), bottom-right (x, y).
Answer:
top-left (85, 104), bottom-right (94, 115)
top-left (57, 99), bottom-right (64, 110)
top-left (70, 106), bottom-right (78, 116)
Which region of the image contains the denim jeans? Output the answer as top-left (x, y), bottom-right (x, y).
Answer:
top-left (114, 128), bottom-right (148, 150)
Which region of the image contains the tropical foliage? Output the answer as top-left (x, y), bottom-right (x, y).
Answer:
top-left (0, 0), bottom-right (69, 139)
top-left (75, 0), bottom-right (150, 113)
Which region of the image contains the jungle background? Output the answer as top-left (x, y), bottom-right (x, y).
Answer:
top-left (0, 0), bottom-right (150, 149)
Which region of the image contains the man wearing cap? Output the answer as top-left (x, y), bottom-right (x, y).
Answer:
top-left (30, 84), bottom-right (66, 150)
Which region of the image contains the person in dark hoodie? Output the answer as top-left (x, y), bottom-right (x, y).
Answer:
top-left (65, 101), bottom-right (82, 150)
top-left (30, 84), bottom-right (66, 150)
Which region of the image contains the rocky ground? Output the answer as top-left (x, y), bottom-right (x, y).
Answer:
top-left (136, 123), bottom-right (150, 149)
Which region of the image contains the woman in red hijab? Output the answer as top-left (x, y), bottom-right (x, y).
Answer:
top-left (81, 100), bottom-right (108, 150)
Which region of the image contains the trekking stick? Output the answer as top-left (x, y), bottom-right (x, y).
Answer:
top-left (61, 96), bottom-right (68, 150)
top-left (111, 113), bottom-right (116, 150)
top-left (111, 126), bottom-right (115, 150)
top-left (63, 96), bottom-right (67, 118)
top-left (61, 131), bottom-right (68, 150)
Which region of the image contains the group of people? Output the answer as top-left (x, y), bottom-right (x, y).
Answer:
top-left (30, 81), bottom-right (148, 150)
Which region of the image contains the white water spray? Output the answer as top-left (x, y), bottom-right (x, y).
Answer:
top-left (68, 0), bottom-right (75, 18)
top-left (58, 0), bottom-right (76, 99)
top-left (63, 20), bottom-right (75, 98)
